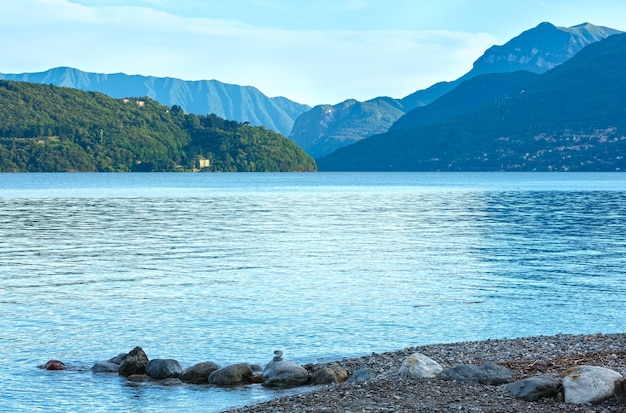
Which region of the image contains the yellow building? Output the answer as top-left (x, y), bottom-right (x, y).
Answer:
top-left (195, 158), bottom-right (211, 169)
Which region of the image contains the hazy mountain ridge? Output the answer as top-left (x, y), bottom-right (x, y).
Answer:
top-left (0, 67), bottom-right (309, 137)
top-left (316, 32), bottom-right (626, 172)
top-left (466, 22), bottom-right (622, 77)
top-left (289, 97), bottom-right (406, 158)
top-left (290, 22), bottom-right (621, 159)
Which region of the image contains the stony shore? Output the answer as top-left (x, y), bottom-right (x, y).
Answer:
top-left (223, 333), bottom-right (626, 413)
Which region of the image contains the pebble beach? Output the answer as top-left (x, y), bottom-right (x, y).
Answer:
top-left (224, 333), bottom-right (626, 413)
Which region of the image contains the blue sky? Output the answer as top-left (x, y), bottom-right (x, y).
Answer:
top-left (1, 0), bottom-right (625, 105)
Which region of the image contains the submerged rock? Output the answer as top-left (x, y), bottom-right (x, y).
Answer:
top-left (39, 360), bottom-right (67, 371)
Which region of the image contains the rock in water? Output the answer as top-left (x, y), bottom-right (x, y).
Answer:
top-left (145, 359), bottom-right (183, 379)
top-left (91, 362), bottom-right (120, 373)
top-left (118, 347), bottom-right (149, 377)
top-left (262, 351), bottom-right (309, 388)
top-left (180, 361), bottom-right (220, 384)
top-left (399, 353), bottom-right (443, 379)
top-left (562, 365), bottom-right (623, 404)
top-left (39, 360), bottom-right (67, 371)
top-left (208, 363), bottom-right (253, 386)
top-left (506, 375), bottom-right (562, 401)
top-left (107, 353), bottom-right (127, 365)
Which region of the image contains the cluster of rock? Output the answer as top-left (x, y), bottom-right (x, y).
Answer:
top-left (37, 336), bottom-right (626, 408)
top-left (398, 351), bottom-right (626, 406)
top-left (40, 347), bottom-right (347, 389)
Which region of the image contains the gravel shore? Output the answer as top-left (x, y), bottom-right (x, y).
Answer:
top-left (223, 333), bottom-right (626, 413)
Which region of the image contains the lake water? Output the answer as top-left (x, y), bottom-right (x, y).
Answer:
top-left (1, 172), bottom-right (626, 412)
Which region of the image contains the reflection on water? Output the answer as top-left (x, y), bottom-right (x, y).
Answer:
top-left (1, 173), bottom-right (625, 412)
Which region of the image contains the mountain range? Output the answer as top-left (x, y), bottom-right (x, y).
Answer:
top-left (0, 67), bottom-right (309, 137)
top-left (316, 32), bottom-right (626, 171)
top-left (290, 22), bottom-right (622, 158)
top-left (1, 21), bottom-right (624, 172)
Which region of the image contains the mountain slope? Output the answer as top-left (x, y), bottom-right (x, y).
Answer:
top-left (0, 67), bottom-right (309, 137)
top-left (290, 22), bottom-right (620, 158)
top-left (390, 70), bottom-right (540, 131)
top-left (316, 33), bottom-right (626, 172)
top-left (466, 22), bottom-right (622, 77)
top-left (0, 81), bottom-right (316, 172)
top-left (289, 97), bottom-right (405, 158)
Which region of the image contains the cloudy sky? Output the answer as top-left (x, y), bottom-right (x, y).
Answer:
top-left (1, 0), bottom-right (625, 105)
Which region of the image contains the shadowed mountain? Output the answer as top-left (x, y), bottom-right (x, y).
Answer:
top-left (0, 67), bottom-right (309, 137)
top-left (290, 22), bottom-right (621, 158)
top-left (389, 71), bottom-right (540, 131)
top-left (316, 33), bottom-right (626, 172)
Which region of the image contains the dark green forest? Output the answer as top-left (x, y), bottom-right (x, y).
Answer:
top-left (0, 80), bottom-right (316, 172)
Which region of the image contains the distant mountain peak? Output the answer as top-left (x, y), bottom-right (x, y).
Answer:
top-left (467, 22), bottom-right (622, 77)
top-left (290, 21), bottom-right (621, 159)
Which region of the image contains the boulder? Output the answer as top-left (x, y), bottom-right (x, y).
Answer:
top-left (208, 363), bottom-right (253, 386)
top-left (107, 353), bottom-right (127, 365)
top-left (309, 364), bottom-right (349, 385)
top-left (562, 365), bottom-right (623, 404)
top-left (346, 367), bottom-right (376, 383)
top-left (438, 362), bottom-right (514, 385)
top-left (615, 379), bottom-right (626, 404)
top-left (91, 362), bottom-right (120, 373)
top-left (506, 375), bottom-right (562, 401)
top-left (39, 360), bottom-right (67, 371)
top-left (399, 353), bottom-right (443, 379)
top-left (118, 347), bottom-right (149, 377)
top-left (179, 361), bottom-right (220, 384)
top-left (145, 359), bottom-right (183, 379)
top-left (262, 351), bottom-right (309, 388)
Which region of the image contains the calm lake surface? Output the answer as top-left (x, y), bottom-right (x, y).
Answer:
top-left (1, 172), bottom-right (625, 412)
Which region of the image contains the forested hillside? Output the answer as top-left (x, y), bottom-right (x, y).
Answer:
top-left (0, 81), bottom-right (316, 172)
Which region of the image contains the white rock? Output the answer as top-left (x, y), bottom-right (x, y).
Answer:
top-left (563, 365), bottom-right (623, 404)
top-left (399, 352), bottom-right (443, 379)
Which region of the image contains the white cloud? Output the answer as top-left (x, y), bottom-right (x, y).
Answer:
top-left (0, 0), bottom-right (498, 105)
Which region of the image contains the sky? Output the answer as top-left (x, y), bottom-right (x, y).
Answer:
top-left (1, 0), bottom-right (625, 106)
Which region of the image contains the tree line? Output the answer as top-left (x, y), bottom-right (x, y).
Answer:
top-left (0, 80), bottom-right (317, 172)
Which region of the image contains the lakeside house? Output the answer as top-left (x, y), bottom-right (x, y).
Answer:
top-left (194, 157), bottom-right (210, 169)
